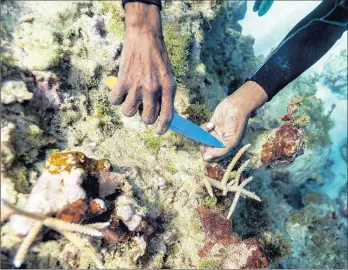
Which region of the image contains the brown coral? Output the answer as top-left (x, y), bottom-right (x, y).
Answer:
top-left (222, 238), bottom-right (269, 269)
top-left (57, 199), bottom-right (88, 223)
top-left (260, 95), bottom-right (310, 167)
top-left (197, 206), bottom-right (239, 258)
top-left (204, 163), bottom-right (224, 180)
top-left (261, 124), bottom-right (305, 167)
top-left (197, 206), bottom-right (269, 269)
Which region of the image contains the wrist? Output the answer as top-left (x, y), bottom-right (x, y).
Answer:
top-left (125, 2), bottom-right (162, 35)
top-left (227, 81), bottom-right (268, 116)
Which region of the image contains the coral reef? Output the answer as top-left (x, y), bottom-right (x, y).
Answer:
top-left (1, 0), bottom-right (345, 269)
top-left (322, 50), bottom-right (347, 99)
top-left (284, 191), bottom-right (347, 268)
top-left (29, 71), bottom-right (62, 110)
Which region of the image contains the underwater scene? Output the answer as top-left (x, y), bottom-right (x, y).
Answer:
top-left (1, 0), bottom-right (347, 269)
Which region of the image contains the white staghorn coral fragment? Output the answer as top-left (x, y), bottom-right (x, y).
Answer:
top-left (203, 144), bottom-right (261, 219)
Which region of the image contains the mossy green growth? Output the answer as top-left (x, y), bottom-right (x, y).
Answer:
top-left (163, 23), bottom-right (191, 77)
top-left (302, 97), bottom-right (334, 148)
top-left (183, 103), bottom-right (212, 125)
top-left (258, 231), bottom-right (293, 263)
top-left (198, 258), bottom-right (219, 269)
top-left (102, 2), bottom-right (125, 39)
top-left (140, 127), bottom-right (163, 156)
top-left (167, 164), bottom-right (178, 174)
top-left (202, 196), bottom-right (217, 209)
top-left (88, 89), bottom-right (122, 131)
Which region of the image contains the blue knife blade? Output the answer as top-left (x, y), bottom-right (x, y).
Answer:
top-left (170, 113), bottom-right (225, 148)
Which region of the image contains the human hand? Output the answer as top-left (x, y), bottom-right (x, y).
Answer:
top-left (200, 81), bottom-right (268, 161)
top-left (108, 2), bottom-right (176, 135)
top-left (253, 0), bottom-right (274, 17)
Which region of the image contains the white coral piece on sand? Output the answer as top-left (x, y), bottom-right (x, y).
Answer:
top-left (116, 195), bottom-right (144, 232)
top-left (10, 168), bottom-right (86, 236)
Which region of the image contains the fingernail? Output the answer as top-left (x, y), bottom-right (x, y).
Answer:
top-left (206, 122), bottom-right (214, 129)
top-left (203, 154), bottom-right (213, 161)
top-left (154, 133), bottom-right (159, 137)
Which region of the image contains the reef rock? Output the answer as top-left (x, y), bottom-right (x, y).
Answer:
top-left (249, 96), bottom-right (309, 169)
top-left (115, 195), bottom-right (150, 233)
top-left (29, 71), bottom-right (62, 110)
top-left (197, 206), bottom-right (269, 269)
top-left (1, 81), bottom-right (33, 105)
top-left (222, 238), bottom-right (269, 269)
top-left (1, 122), bottom-right (16, 172)
top-left (260, 124), bottom-right (305, 167)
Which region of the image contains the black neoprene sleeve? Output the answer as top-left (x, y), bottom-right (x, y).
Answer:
top-left (122, 0), bottom-right (162, 10)
top-left (249, 0), bottom-right (348, 100)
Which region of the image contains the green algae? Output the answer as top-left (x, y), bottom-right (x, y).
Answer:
top-left (199, 258), bottom-right (219, 269)
top-left (102, 2), bottom-right (125, 40)
top-left (202, 196), bottom-right (218, 209)
top-left (140, 127), bottom-right (163, 156)
top-left (163, 23), bottom-right (191, 78)
top-left (258, 231), bottom-right (293, 263)
top-left (183, 103), bottom-right (212, 125)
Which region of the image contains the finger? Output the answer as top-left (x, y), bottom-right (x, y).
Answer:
top-left (141, 90), bottom-right (159, 125)
top-left (108, 80), bottom-right (129, 105)
top-left (122, 87), bottom-right (141, 117)
top-left (155, 85), bottom-right (175, 135)
top-left (206, 122), bottom-right (214, 132)
top-left (258, 0), bottom-right (274, 16)
top-left (253, 0), bottom-right (263, 12)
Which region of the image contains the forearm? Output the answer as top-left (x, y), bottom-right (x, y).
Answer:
top-left (125, 2), bottom-right (162, 36)
top-left (249, 0), bottom-right (348, 100)
top-left (122, 0), bottom-right (162, 10)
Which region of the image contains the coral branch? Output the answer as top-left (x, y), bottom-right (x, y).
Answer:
top-left (44, 218), bottom-right (102, 237)
top-left (203, 144), bottom-right (260, 219)
top-left (227, 177), bottom-right (253, 219)
top-left (221, 144), bottom-right (251, 187)
top-left (13, 221), bottom-right (43, 268)
top-left (1, 200), bottom-right (105, 268)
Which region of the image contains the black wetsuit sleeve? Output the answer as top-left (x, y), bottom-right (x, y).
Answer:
top-left (249, 0), bottom-right (348, 100)
top-left (122, 0), bottom-right (162, 10)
